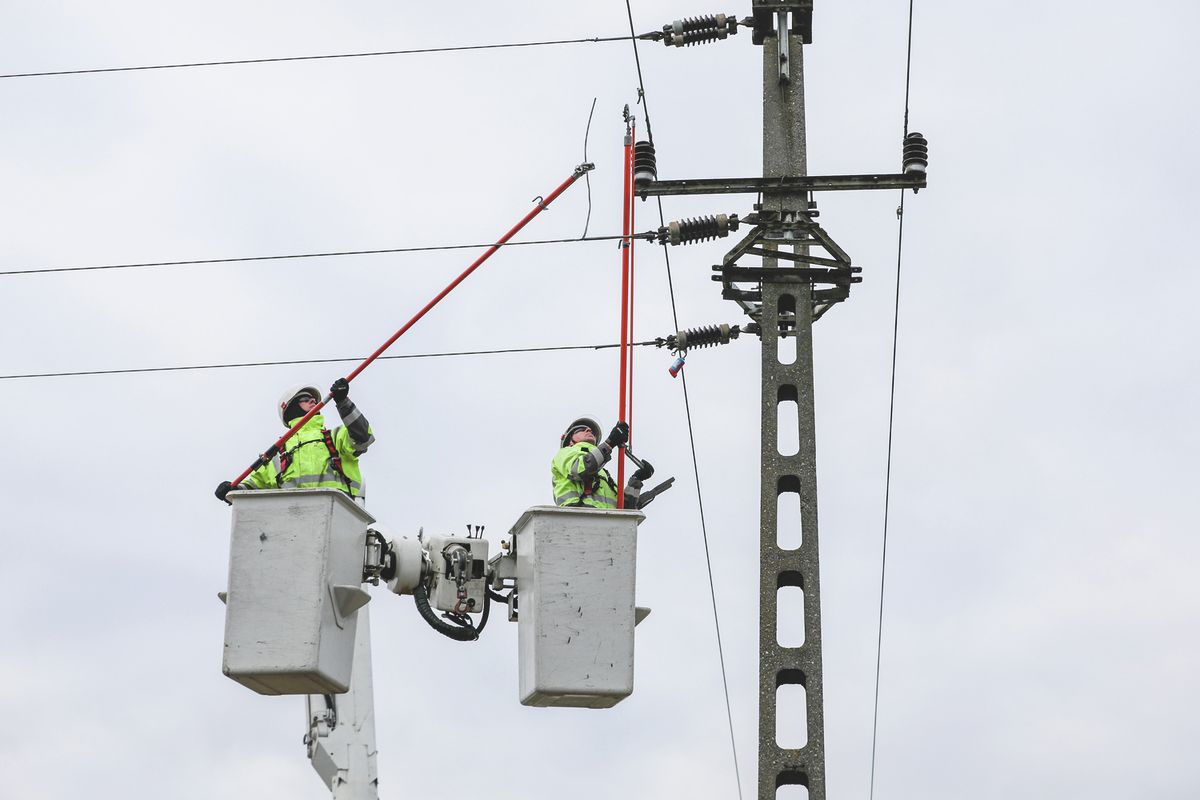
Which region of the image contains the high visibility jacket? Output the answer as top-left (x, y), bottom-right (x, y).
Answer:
top-left (551, 442), bottom-right (618, 509)
top-left (240, 413), bottom-right (372, 500)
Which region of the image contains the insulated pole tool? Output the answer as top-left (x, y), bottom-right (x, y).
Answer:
top-left (619, 444), bottom-right (675, 509)
top-left (225, 163), bottom-right (594, 490)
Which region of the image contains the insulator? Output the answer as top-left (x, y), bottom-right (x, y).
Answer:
top-left (675, 323), bottom-right (735, 351)
top-left (657, 213), bottom-right (739, 246)
top-left (632, 140), bottom-right (657, 187)
top-left (663, 13), bottom-right (739, 47)
top-left (902, 131), bottom-right (929, 175)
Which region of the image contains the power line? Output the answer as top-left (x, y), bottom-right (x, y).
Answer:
top-left (0, 35), bottom-right (637, 80)
top-left (624, 4), bottom-right (743, 800)
top-left (870, 1), bottom-right (918, 798)
top-left (0, 232), bottom-right (658, 278)
top-left (0, 340), bottom-right (662, 382)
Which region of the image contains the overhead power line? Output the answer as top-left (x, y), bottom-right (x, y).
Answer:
top-left (0, 34), bottom-right (639, 80)
top-left (0, 340), bottom-right (661, 381)
top-left (623, 3), bottom-right (743, 800)
top-left (0, 232), bottom-right (658, 278)
top-left (870, 1), bottom-right (918, 799)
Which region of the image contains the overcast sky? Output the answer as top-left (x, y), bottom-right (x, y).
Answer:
top-left (3, 2), bottom-right (1198, 799)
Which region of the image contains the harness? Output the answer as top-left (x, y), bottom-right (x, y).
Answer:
top-left (572, 468), bottom-right (617, 506)
top-left (277, 427), bottom-right (352, 493)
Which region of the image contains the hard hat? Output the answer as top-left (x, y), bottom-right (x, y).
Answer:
top-left (561, 417), bottom-right (602, 448)
top-left (278, 383), bottom-right (322, 426)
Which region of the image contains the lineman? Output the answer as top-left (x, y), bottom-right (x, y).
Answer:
top-left (215, 379), bottom-right (375, 504)
top-left (552, 417), bottom-right (654, 510)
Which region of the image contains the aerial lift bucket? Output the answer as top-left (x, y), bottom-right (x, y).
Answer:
top-left (505, 506), bottom-right (645, 708)
top-left (222, 488), bottom-right (375, 695)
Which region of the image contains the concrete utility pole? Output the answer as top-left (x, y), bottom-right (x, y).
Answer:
top-left (753, 5), bottom-right (825, 798)
top-left (637, 5), bottom-right (925, 796)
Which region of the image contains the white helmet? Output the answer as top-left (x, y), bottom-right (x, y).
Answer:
top-left (560, 417), bottom-right (602, 448)
top-left (278, 383), bottom-right (322, 426)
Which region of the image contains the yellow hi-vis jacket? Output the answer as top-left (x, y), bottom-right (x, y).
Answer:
top-left (240, 413), bottom-right (371, 500)
top-left (551, 441), bottom-right (618, 508)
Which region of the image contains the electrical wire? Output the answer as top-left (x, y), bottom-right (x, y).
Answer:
top-left (581, 97), bottom-right (598, 238)
top-left (624, 4), bottom-right (743, 799)
top-left (0, 232), bottom-right (659, 278)
top-left (870, 1), bottom-right (917, 798)
top-left (0, 340), bottom-right (661, 381)
top-left (0, 35), bottom-right (635, 80)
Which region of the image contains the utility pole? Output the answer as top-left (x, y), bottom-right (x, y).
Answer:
top-left (637, 4), bottom-right (925, 795)
top-left (753, 5), bottom-right (825, 798)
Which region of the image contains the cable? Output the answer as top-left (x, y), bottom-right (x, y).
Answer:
top-left (581, 97), bottom-right (598, 238)
top-left (623, 4), bottom-right (743, 799)
top-left (870, 2), bottom-right (917, 798)
top-left (0, 232), bottom-right (658, 278)
top-left (0, 340), bottom-right (661, 381)
top-left (0, 35), bottom-right (634, 80)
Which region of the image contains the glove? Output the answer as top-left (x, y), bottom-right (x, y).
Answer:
top-left (632, 461), bottom-right (654, 483)
top-left (605, 421), bottom-right (629, 449)
top-left (330, 377), bottom-right (350, 403)
top-left (215, 480), bottom-right (233, 504)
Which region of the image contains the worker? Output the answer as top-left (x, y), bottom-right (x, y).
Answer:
top-left (215, 379), bottom-right (374, 504)
top-left (552, 417), bottom-right (654, 509)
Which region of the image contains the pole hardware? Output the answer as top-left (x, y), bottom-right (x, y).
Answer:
top-left (750, 0), bottom-right (813, 45)
top-left (637, 13), bottom-right (745, 47)
top-left (652, 322), bottom-right (759, 352)
top-left (902, 132), bottom-right (929, 188)
top-left (635, 172), bottom-right (926, 198)
top-left (656, 213), bottom-right (741, 245)
top-left (663, 13), bottom-right (742, 47)
top-left (716, 209), bottom-right (855, 321)
top-left (633, 141), bottom-right (657, 189)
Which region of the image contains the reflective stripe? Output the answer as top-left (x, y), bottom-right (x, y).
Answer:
top-left (281, 473), bottom-right (364, 492)
top-left (553, 442), bottom-right (619, 508)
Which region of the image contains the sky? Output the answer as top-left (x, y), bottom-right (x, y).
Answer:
top-left (2, 2), bottom-right (1199, 799)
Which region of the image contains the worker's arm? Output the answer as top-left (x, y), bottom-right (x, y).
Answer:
top-left (330, 378), bottom-right (374, 454)
top-left (622, 460), bottom-right (654, 510)
top-left (564, 442), bottom-right (611, 482)
top-left (214, 461), bottom-right (276, 503)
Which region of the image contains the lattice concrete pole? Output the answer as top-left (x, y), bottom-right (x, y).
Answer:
top-left (758, 13), bottom-right (827, 800)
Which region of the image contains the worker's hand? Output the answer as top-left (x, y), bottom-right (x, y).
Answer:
top-left (605, 421), bottom-right (630, 449)
top-left (330, 377), bottom-right (350, 403)
top-left (215, 480), bottom-right (233, 505)
top-left (632, 461), bottom-right (654, 483)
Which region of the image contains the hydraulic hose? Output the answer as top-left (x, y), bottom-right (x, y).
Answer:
top-left (413, 581), bottom-right (490, 642)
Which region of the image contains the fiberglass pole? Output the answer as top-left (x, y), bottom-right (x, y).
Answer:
top-left (226, 163), bottom-right (594, 489)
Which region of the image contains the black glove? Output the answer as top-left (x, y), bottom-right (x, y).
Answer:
top-left (330, 377), bottom-right (350, 403)
top-left (215, 480), bottom-right (233, 504)
top-left (632, 461), bottom-right (654, 483)
top-left (605, 421), bottom-right (629, 449)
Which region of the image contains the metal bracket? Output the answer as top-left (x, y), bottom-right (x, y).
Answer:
top-left (717, 211), bottom-right (857, 322)
top-left (636, 173), bottom-right (927, 198)
top-left (751, 0), bottom-right (813, 45)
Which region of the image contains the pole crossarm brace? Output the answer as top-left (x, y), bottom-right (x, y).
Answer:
top-left (717, 211), bottom-right (857, 323)
top-left (636, 172), bottom-right (926, 198)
